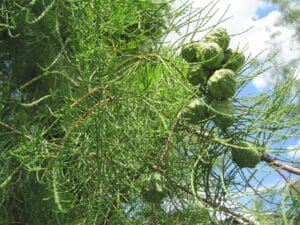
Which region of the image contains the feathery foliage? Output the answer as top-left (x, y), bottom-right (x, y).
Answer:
top-left (0, 0), bottom-right (299, 224)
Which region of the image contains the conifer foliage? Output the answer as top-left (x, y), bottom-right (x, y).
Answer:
top-left (0, 1), bottom-right (299, 224)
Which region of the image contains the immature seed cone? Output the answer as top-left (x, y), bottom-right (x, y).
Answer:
top-left (187, 65), bottom-right (209, 86)
top-left (197, 42), bottom-right (224, 69)
top-left (184, 98), bottom-right (208, 124)
top-left (207, 69), bottom-right (236, 99)
top-left (210, 99), bottom-right (235, 130)
top-left (204, 27), bottom-right (230, 51)
top-left (222, 49), bottom-right (245, 72)
top-left (181, 42), bottom-right (202, 63)
top-left (231, 141), bottom-right (260, 168)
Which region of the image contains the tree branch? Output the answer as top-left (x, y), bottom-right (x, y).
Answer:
top-left (261, 154), bottom-right (300, 176)
top-left (187, 129), bottom-right (300, 177)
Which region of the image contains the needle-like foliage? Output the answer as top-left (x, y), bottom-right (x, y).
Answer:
top-left (0, 0), bottom-right (299, 224)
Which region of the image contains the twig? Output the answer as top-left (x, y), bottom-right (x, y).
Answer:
top-left (272, 165), bottom-right (300, 195)
top-left (71, 86), bottom-right (106, 107)
top-left (0, 121), bottom-right (32, 140)
top-left (186, 126), bottom-right (211, 138)
top-left (0, 121), bottom-right (61, 148)
top-left (20, 95), bottom-right (51, 107)
top-left (66, 95), bottom-right (113, 137)
top-left (261, 155), bottom-right (300, 176)
top-left (159, 111), bottom-right (183, 164)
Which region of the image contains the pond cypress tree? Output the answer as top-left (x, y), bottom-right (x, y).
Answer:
top-left (0, 1), bottom-right (299, 224)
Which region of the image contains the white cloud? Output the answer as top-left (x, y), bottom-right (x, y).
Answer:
top-left (186, 0), bottom-right (300, 59)
top-left (287, 139), bottom-right (300, 159)
top-left (252, 74), bottom-right (270, 91)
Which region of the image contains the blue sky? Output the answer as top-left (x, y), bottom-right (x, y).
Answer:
top-left (255, 4), bottom-right (279, 19)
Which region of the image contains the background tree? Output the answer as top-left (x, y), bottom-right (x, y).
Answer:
top-left (0, 0), bottom-right (299, 224)
top-left (266, 0), bottom-right (300, 41)
top-left (263, 0), bottom-right (300, 113)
